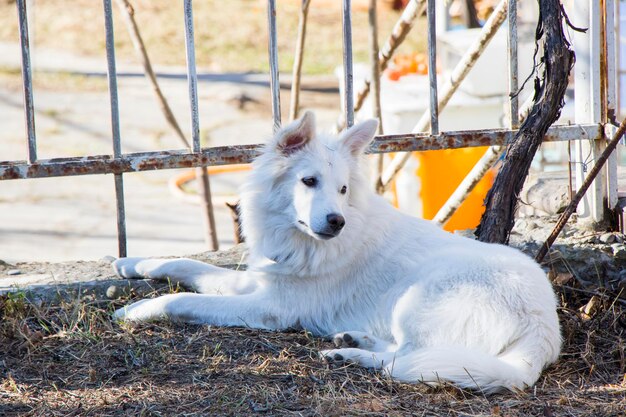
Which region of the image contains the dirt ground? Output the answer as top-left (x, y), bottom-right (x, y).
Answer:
top-left (0, 257), bottom-right (625, 417)
top-left (0, 1), bottom-right (625, 415)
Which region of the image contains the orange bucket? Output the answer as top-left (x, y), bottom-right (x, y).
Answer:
top-left (396, 147), bottom-right (495, 232)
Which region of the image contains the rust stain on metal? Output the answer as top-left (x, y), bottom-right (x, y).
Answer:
top-left (5, 168), bottom-right (19, 180)
top-left (137, 159), bottom-right (165, 170)
top-left (0, 126), bottom-right (602, 181)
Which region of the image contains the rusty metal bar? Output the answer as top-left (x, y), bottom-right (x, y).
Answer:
top-left (0, 124), bottom-right (602, 181)
top-left (507, 0), bottom-right (519, 128)
top-left (184, 0), bottom-right (219, 251)
top-left (606, 0), bottom-right (617, 121)
top-left (342, 0), bottom-right (355, 128)
top-left (426, 0), bottom-right (439, 134)
top-left (537, 116), bottom-right (626, 263)
top-left (16, 0), bottom-right (37, 163)
top-left (183, 0), bottom-right (200, 152)
top-left (197, 166), bottom-right (219, 251)
top-left (267, 0), bottom-right (281, 132)
top-left (113, 174), bottom-right (127, 257)
top-left (104, 0), bottom-right (122, 158)
top-left (103, 0), bottom-right (127, 257)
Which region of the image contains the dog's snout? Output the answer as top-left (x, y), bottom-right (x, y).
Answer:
top-left (327, 213), bottom-right (345, 232)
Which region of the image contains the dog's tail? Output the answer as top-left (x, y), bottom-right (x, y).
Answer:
top-left (385, 325), bottom-right (560, 393)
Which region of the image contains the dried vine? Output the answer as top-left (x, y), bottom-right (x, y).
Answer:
top-left (475, 0), bottom-right (575, 244)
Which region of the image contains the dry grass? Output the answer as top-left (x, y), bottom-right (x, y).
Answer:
top-left (0, 282), bottom-right (624, 416)
top-left (0, 0), bottom-right (426, 75)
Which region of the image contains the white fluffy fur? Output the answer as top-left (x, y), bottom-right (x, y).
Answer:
top-left (112, 112), bottom-right (561, 393)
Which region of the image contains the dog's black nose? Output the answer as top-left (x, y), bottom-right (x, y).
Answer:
top-left (327, 213), bottom-right (345, 232)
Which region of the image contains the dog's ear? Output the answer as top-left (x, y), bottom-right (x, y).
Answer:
top-left (339, 119), bottom-right (379, 156)
top-left (275, 111), bottom-right (316, 155)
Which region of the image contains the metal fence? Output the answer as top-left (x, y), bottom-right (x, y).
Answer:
top-left (1, 0), bottom-right (620, 258)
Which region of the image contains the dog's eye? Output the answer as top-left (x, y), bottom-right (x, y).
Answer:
top-left (340, 185), bottom-right (347, 195)
top-left (302, 177), bottom-right (317, 187)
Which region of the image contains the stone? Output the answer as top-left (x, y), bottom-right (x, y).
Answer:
top-left (101, 255), bottom-right (116, 263)
top-left (7, 269), bottom-right (21, 276)
top-left (454, 229), bottom-right (476, 239)
top-left (106, 285), bottom-right (122, 299)
top-left (514, 219), bottom-right (527, 231)
top-left (611, 244), bottom-right (626, 260)
top-left (599, 233), bottom-right (617, 244)
top-left (601, 245), bottom-right (614, 255)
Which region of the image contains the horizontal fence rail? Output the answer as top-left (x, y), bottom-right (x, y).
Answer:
top-left (0, 124), bottom-right (604, 181)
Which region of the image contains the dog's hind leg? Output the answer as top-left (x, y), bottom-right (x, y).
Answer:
top-left (332, 331), bottom-right (395, 352)
top-left (320, 348), bottom-right (398, 370)
top-left (112, 258), bottom-right (257, 295)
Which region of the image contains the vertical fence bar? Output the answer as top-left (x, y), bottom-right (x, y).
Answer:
top-left (616, 0), bottom-right (622, 120)
top-left (183, 0), bottom-right (201, 152)
top-left (267, 0), bottom-right (282, 132)
top-left (507, 0), bottom-right (519, 129)
top-left (342, 0), bottom-right (355, 128)
top-left (183, 0), bottom-right (219, 250)
top-left (606, 0), bottom-right (617, 122)
top-left (103, 0), bottom-right (127, 257)
top-left (426, 0), bottom-right (438, 135)
top-left (104, 1), bottom-right (122, 158)
top-left (112, 175), bottom-right (127, 256)
top-left (16, 0), bottom-right (37, 163)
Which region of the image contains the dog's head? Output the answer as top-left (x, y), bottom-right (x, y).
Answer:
top-left (246, 111), bottom-right (378, 242)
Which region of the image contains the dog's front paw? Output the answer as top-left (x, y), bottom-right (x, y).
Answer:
top-left (320, 349), bottom-right (348, 364)
top-left (112, 257), bottom-right (147, 279)
top-left (113, 298), bottom-right (167, 322)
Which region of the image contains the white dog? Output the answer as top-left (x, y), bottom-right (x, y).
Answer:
top-left (113, 112), bottom-right (561, 393)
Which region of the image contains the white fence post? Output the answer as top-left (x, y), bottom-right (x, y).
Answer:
top-left (605, 0), bottom-right (619, 211)
top-left (572, 0), bottom-right (608, 223)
